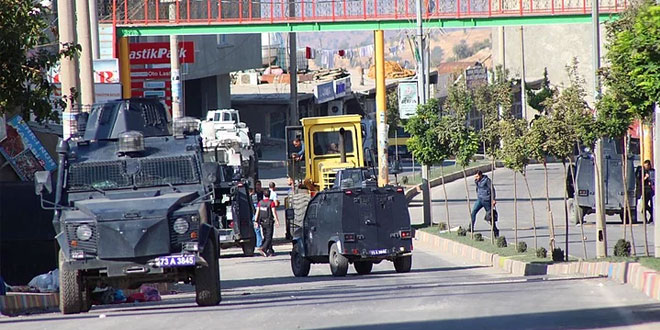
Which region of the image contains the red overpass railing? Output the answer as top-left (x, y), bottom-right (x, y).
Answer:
top-left (102, 0), bottom-right (627, 26)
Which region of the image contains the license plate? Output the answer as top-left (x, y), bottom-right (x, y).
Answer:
top-left (369, 249), bottom-right (388, 256)
top-left (156, 255), bottom-right (195, 268)
top-left (219, 235), bottom-right (229, 241)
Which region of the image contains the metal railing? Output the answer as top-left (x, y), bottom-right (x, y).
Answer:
top-left (103, 0), bottom-right (626, 26)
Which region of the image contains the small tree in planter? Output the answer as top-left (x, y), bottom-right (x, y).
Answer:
top-left (445, 81), bottom-right (477, 235)
top-left (406, 98), bottom-right (450, 227)
top-left (474, 66), bottom-right (514, 244)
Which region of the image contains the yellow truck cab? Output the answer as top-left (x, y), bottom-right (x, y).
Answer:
top-left (287, 115), bottom-right (364, 191)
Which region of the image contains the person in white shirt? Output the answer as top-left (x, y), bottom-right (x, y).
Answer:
top-left (268, 182), bottom-right (279, 207)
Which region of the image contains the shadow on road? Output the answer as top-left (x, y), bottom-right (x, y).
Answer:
top-left (324, 303), bottom-right (660, 330)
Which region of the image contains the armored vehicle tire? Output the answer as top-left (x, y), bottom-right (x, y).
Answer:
top-left (291, 245), bottom-right (311, 277)
top-left (195, 237), bottom-right (221, 306)
top-left (568, 199), bottom-right (585, 224)
top-left (59, 251), bottom-right (83, 314)
top-left (354, 261), bottom-right (373, 275)
top-left (241, 240), bottom-right (256, 257)
top-left (329, 243), bottom-right (349, 277)
top-left (393, 255), bottom-right (412, 273)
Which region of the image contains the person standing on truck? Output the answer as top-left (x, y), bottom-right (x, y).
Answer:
top-left (255, 190), bottom-right (280, 257)
top-left (470, 170), bottom-right (499, 237)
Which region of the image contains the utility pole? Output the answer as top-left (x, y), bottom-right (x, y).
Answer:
top-left (289, 0), bottom-right (299, 125)
top-left (76, 0), bottom-right (96, 110)
top-left (88, 0), bottom-right (100, 60)
top-left (519, 26), bottom-right (527, 121)
top-left (375, 30), bottom-right (388, 187)
top-left (416, 0), bottom-right (431, 226)
top-left (57, 0), bottom-right (79, 140)
top-left (169, 2), bottom-right (182, 119)
top-left (592, 0), bottom-right (607, 257)
top-left (498, 26), bottom-right (505, 70)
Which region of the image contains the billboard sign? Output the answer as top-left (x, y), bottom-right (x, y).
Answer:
top-left (0, 116), bottom-right (57, 181)
top-left (315, 81), bottom-right (336, 104)
top-left (398, 82), bottom-right (418, 119)
top-left (50, 59), bottom-right (119, 84)
top-left (129, 42), bottom-right (195, 64)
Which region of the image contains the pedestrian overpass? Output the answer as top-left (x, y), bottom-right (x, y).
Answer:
top-left (106, 0), bottom-right (624, 36)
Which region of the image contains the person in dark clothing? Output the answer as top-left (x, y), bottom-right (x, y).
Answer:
top-left (636, 160), bottom-right (655, 223)
top-left (254, 190), bottom-right (280, 257)
top-left (470, 170), bottom-right (499, 237)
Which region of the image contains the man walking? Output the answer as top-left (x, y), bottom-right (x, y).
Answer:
top-left (637, 160), bottom-right (655, 223)
top-left (470, 170), bottom-right (499, 237)
top-left (255, 190), bottom-right (280, 257)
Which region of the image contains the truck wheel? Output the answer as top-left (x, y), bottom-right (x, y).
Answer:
top-left (291, 244), bottom-right (311, 277)
top-left (59, 251), bottom-right (82, 314)
top-left (195, 236), bottom-right (221, 306)
top-left (393, 255), bottom-right (412, 273)
top-left (329, 243), bottom-right (349, 277)
top-left (241, 240), bottom-right (256, 257)
top-left (569, 200), bottom-right (584, 224)
top-left (354, 261), bottom-right (373, 275)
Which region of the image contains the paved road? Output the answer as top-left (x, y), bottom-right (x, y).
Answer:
top-left (409, 163), bottom-right (656, 258)
top-left (2, 243), bottom-right (658, 329)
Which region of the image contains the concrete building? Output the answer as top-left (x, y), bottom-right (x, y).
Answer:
top-left (492, 23), bottom-right (606, 113)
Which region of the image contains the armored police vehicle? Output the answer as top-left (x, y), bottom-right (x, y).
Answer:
top-left (35, 99), bottom-right (221, 314)
top-left (567, 138), bottom-right (637, 224)
top-left (285, 115), bottom-right (413, 277)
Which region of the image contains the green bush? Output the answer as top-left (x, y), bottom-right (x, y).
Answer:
top-left (457, 227), bottom-right (467, 236)
top-left (536, 247), bottom-right (547, 258)
top-left (614, 239), bottom-right (631, 257)
top-left (552, 248), bottom-right (565, 262)
top-left (496, 236), bottom-right (507, 248)
top-left (516, 242), bottom-right (528, 253)
top-left (474, 233), bottom-right (484, 241)
top-left (437, 222), bottom-right (448, 231)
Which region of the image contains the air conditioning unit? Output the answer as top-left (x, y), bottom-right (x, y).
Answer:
top-left (237, 72), bottom-right (259, 85)
top-left (328, 100), bottom-right (344, 116)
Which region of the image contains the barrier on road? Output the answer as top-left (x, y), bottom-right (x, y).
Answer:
top-left (0, 293), bottom-right (59, 316)
top-left (415, 230), bottom-right (660, 301)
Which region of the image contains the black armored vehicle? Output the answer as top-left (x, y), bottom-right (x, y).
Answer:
top-left (35, 99), bottom-right (221, 314)
top-left (285, 115), bottom-right (413, 277)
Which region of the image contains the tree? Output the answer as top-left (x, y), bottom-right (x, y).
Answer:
top-left (453, 40), bottom-right (474, 60)
top-left (443, 81), bottom-right (478, 234)
top-left (405, 98), bottom-right (451, 227)
top-left (601, 1), bottom-right (659, 256)
top-left (474, 66), bottom-right (513, 243)
top-left (431, 46), bottom-right (445, 67)
top-left (499, 118), bottom-right (531, 249)
top-left (386, 89), bottom-right (401, 136)
top-left (0, 1), bottom-right (79, 121)
top-left (526, 68), bottom-right (555, 116)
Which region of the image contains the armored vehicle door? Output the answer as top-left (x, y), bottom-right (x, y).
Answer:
top-left (286, 126), bottom-right (305, 181)
top-left (303, 199), bottom-right (320, 255)
top-left (575, 155), bottom-right (595, 208)
top-left (356, 191), bottom-right (381, 252)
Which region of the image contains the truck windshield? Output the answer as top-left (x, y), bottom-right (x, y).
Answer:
top-left (312, 131), bottom-right (354, 156)
top-left (67, 156), bottom-right (200, 191)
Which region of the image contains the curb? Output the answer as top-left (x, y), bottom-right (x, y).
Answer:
top-left (404, 162), bottom-right (502, 202)
top-left (0, 293), bottom-right (59, 316)
top-left (415, 230), bottom-right (660, 301)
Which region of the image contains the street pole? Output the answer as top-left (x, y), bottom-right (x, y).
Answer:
top-left (289, 0), bottom-right (299, 125)
top-left (169, 3), bottom-right (182, 119)
top-left (119, 37), bottom-right (131, 98)
top-left (375, 30), bottom-right (389, 187)
top-left (416, 0), bottom-right (431, 226)
top-left (88, 0), bottom-right (100, 60)
top-left (57, 0), bottom-right (79, 140)
top-left (498, 26), bottom-right (505, 70)
top-left (592, 0), bottom-right (607, 257)
top-left (520, 26), bottom-right (527, 121)
top-left (76, 0), bottom-right (96, 110)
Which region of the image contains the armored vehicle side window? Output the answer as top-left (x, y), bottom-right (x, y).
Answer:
top-left (306, 203), bottom-right (318, 220)
top-left (312, 131), bottom-right (354, 156)
top-left (134, 155), bottom-right (200, 187)
top-left (68, 161), bottom-right (132, 191)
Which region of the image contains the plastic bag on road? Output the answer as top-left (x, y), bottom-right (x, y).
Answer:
top-left (140, 284), bottom-right (161, 302)
top-left (28, 269), bottom-right (59, 292)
